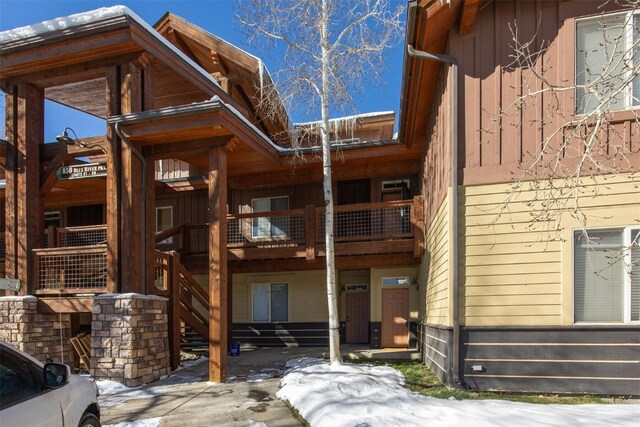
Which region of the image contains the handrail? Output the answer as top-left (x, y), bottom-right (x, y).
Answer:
top-left (316, 199), bottom-right (413, 214)
top-left (155, 224), bottom-right (184, 243)
top-left (227, 208), bottom-right (305, 220)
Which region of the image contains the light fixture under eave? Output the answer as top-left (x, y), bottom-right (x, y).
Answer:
top-left (55, 127), bottom-right (79, 145)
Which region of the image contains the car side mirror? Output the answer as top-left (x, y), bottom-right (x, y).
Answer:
top-left (43, 363), bottom-right (69, 388)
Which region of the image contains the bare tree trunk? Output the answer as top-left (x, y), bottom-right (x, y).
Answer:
top-left (320, 0), bottom-right (342, 364)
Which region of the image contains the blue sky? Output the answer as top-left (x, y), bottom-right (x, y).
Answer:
top-left (0, 0), bottom-right (406, 142)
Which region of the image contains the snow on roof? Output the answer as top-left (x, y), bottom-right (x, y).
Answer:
top-left (0, 6), bottom-right (221, 90)
top-left (294, 111), bottom-right (395, 127)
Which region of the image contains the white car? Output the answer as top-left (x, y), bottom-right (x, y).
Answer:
top-left (0, 341), bottom-right (100, 427)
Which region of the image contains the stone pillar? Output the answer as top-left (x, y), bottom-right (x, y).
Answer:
top-left (0, 296), bottom-right (72, 363)
top-left (91, 294), bottom-right (169, 386)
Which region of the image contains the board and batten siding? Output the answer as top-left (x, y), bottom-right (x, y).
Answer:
top-left (430, 0), bottom-right (640, 187)
top-left (460, 173), bottom-right (640, 327)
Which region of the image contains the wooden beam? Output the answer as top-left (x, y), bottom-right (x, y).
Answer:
top-left (40, 153), bottom-right (69, 196)
top-left (208, 146), bottom-right (228, 383)
top-left (145, 157), bottom-right (156, 293)
top-left (37, 296), bottom-right (94, 313)
top-left (146, 137), bottom-right (230, 159)
top-left (459, 0), bottom-right (481, 36)
top-left (229, 253), bottom-right (418, 274)
top-left (168, 251), bottom-right (181, 371)
top-left (119, 62), bottom-right (144, 293)
top-left (305, 205), bottom-right (316, 261)
top-left (4, 84), bottom-right (44, 293)
top-left (105, 66), bottom-right (121, 293)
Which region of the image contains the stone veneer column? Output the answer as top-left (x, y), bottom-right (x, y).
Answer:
top-left (0, 296), bottom-right (72, 363)
top-left (91, 293), bottom-right (170, 386)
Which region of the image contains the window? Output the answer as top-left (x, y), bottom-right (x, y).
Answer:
top-left (252, 283), bottom-right (288, 322)
top-left (251, 196), bottom-right (289, 238)
top-left (574, 227), bottom-right (639, 323)
top-left (575, 12), bottom-right (640, 114)
top-left (382, 277), bottom-right (409, 286)
top-left (156, 206), bottom-right (173, 234)
top-left (0, 348), bottom-right (41, 409)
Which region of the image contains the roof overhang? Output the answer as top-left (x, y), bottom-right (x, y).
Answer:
top-left (398, 0), bottom-right (466, 148)
top-left (107, 96), bottom-right (282, 164)
top-left (0, 6), bottom-right (232, 107)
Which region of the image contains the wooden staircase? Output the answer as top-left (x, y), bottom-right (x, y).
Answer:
top-left (154, 230), bottom-right (211, 368)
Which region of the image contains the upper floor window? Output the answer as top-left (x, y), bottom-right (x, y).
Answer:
top-left (251, 196), bottom-right (289, 238)
top-left (575, 12), bottom-right (639, 114)
top-left (574, 227), bottom-right (639, 323)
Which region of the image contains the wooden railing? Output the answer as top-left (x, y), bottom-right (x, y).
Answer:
top-left (56, 225), bottom-right (107, 247)
top-left (156, 197), bottom-right (423, 259)
top-left (32, 245), bottom-right (107, 295)
top-left (153, 249), bottom-right (209, 369)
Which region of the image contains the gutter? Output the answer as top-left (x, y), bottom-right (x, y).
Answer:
top-left (405, 1), bottom-right (462, 388)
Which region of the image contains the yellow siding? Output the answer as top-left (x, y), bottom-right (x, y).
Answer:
top-left (420, 190), bottom-right (451, 327)
top-left (232, 271), bottom-right (328, 323)
top-left (460, 173), bottom-right (640, 326)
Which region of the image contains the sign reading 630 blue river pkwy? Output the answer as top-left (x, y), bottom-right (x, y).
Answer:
top-left (57, 163), bottom-right (107, 180)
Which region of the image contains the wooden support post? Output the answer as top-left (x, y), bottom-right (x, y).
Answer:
top-left (145, 159), bottom-right (156, 293)
top-left (305, 205), bottom-right (316, 261)
top-left (105, 66), bottom-right (121, 293)
top-left (413, 196), bottom-right (425, 258)
top-left (4, 84), bottom-right (44, 294)
top-left (227, 273), bottom-right (233, 351)
top-left (119, 62), bottom-right (143, 293)
top-left (168, 251), bottom-right (181, 371)
top-left (208, 146), bottom-right (228, 383)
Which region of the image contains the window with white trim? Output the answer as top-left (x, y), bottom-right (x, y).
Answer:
top-left (575, 12), bottom-right (640, 114)
top-left (252, 283), bottom-right (288, 322)
top-left (155, 206), bottom-right (173, 234)
top-left (574, 227), bottom-right (639, 323)
top-left (251, 196), bottom-right (289, 238)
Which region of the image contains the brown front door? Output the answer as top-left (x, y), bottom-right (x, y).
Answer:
top-left (346, 293), bottom-right (370, 343)
top-left (381, 288), bottom-right (409, 347)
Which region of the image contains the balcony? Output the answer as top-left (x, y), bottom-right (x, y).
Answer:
top-left (163, 197), bottom-right (424, 261)
top-left (1, 197), bottom-right (423, 294)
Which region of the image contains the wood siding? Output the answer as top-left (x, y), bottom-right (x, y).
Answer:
top-left (232, 270), bottom-right (328, 323)
top-left (427, 0), bottom-right (640, 187)
top-left (460, 173), bottom-right (640, 326)
top-left (420, 191), bottom-right (451, 327)
top-left (422, 67), bottom-right (452, 228)
top-left (462, 327), bottom-right (640, 396)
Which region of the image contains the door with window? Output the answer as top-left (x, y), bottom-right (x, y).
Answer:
top-left (252, 283), bottom-right (289, 322)
top-left (381, 278), bottom-right (409, 348)
top-left (252, 197), bottom-right (289, 239)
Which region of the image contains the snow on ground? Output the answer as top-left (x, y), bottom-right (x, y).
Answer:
top-left (97, 357), bottom-right (208, 407)
top-left (103, 418), bottom-right (161, 427)
top-left (277, 359), bottom-right (640, 427)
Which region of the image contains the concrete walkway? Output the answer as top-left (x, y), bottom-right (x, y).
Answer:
top-left (100, 345), bottom-right (420, 427)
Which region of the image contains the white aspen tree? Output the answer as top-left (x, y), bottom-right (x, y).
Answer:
top-left (236, 0), bottom-right (403, 362)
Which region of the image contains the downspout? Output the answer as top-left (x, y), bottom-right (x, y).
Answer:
top-left (114, 122), bottom-right (147, 295)
top-left (407, 17), bottom-right (461, 386)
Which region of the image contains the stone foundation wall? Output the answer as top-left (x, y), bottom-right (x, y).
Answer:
top-left (91, 293), bottom-right (170, 386)
top-left (0, 296), bottom-right (73, 363)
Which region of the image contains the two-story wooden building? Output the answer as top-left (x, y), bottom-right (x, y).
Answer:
top-left (403, 0), bottom-right (639, 395)
top-left (0, 6), bottom-right (425, 384)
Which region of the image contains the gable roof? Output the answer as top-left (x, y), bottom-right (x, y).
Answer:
top-left (153, 12), bottom-right (292, 146)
